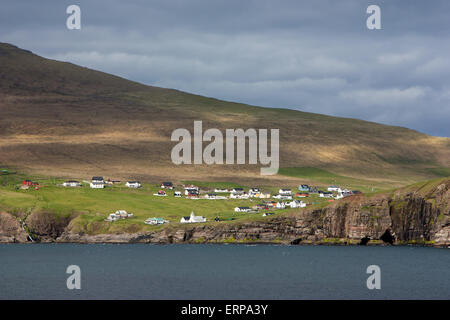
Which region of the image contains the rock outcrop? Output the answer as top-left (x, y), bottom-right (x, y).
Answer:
top-left (0, 212), bottom-right (28, 242)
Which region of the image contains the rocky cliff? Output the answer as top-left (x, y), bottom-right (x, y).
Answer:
top-left (1, 179), bottom-right (449, 246)
top-left (0, 212), bottom-right (28, 242)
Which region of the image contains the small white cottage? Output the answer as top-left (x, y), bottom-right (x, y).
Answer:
top-left (279, 189), bottom-right (292, 195)
top-left (90, 181), bottom-right (105, 189)
top-left (126, 181), bottom-right (141, 188)
top-left (180, 211), bottom-right (206, 223)
top-left (63, 180), bottom-right (81, 187)
top-left (327, 186), bottom-right (341, 192)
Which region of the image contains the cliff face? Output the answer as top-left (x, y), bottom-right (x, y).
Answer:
top-left (1, 179), bottom-right (449, 246)
top-left (0, 212), bottom-right (28, 242)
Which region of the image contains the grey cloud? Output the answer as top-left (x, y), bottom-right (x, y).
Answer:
top-left (0, 0), bottom-right (449, 136)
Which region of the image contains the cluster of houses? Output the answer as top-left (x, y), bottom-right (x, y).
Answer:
top-left (57, 177), bottom-right (363, 206)
top-left (318, 186), bottom-right (361, 200)
top-left (294, 184), bottom-right (362, 200)
top-left (234, 199), bottom-right (306, 213)
top-left (29, 176), bottom-right (364, 226)
top-left (107, 211), bottom-right (205, 225)
top-left (60, 178), bottom-right (360, 202)
top-left (107, 212), bottom-right (171, 225)
top-left (60, 177), bottom-right (141, 189)
top-left (89, 176), bottom-right (123, 189)
top-left (145, 217), bottom-right (169, 225)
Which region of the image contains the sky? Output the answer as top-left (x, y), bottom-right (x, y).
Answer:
top-left (1, 0), bottom-right (449, 137)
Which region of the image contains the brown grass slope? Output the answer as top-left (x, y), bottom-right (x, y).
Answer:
top-left (0, 43), bottom-right (449, 185)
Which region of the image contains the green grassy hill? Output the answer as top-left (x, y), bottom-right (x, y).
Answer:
top-left (0, 171), bottom-right (297, 235)
top-left (0, 42), bottom-right (449, 188)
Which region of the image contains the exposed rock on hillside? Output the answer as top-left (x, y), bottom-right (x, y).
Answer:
top-left (0, 212), bottom-right (28, 242)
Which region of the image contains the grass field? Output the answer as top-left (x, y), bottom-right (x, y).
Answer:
top-left (0, 170), bottom-right (336, 235)
top-left (1, 166), bottom-right (447, 235)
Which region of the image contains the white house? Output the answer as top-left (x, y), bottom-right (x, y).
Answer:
top-left (279, 189), bottom-right (292, 195)
top-left (63, 180), bottom-right (81, 187)
top-left (273, 194), bottom-right (292, 200)
top-left (180, 211), bottom-right (206, 223)
top-left (174, 191), bottom-right (182, 197)
top-left (92, 176), bottom-right (104, 183)
top-left (90, 181), bottom-right (105, 189)
top-left (327, 185), bottom-right (341, 192)
top-left (205, 194), bottom-right (226, 200)
top-left (125, 181), bottom-right (141, 188)
top-left (319, 191), bottom-right (333, 198)
top-left (234, 206), bottom-right (251, 213)
top-left (214, 188), bottom-right (229, 193)
top-left (90, 176), bottom-right (105, 189)
top-left (335, 190), bottom-right (352, 199)
top-left (230, 188), bottom-right (244, 194)
top-left (287, 200), bottom-right (306, 208)
top-left (335, 193), bottom-right (344, 200)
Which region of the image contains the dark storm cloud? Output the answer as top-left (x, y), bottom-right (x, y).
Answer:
top-left (1, 0), bottom-right (449, 136)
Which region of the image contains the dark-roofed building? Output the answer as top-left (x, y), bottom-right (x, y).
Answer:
top-left (161, 182), bottom-right (173, 189)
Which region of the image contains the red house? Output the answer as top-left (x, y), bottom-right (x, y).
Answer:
top-left (296, 193), bottom-right (310, 197)
top-left (23, 180), bottom-right (32, 186)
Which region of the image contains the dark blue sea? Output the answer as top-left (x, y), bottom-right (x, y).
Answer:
top-left (0, 244), bottom-right (448, 299)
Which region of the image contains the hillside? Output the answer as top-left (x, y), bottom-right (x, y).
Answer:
top-left (0, 42), bottom-right (449, 187)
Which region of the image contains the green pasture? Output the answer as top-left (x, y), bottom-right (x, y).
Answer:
top-left (0, 174), bottom-right (330, 234)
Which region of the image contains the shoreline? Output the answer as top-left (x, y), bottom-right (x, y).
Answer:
top-left (1, 237), bottom-right (448, 247)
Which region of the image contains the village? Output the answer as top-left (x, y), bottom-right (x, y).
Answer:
top-left (13, 176), bottom-right (363, 227)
